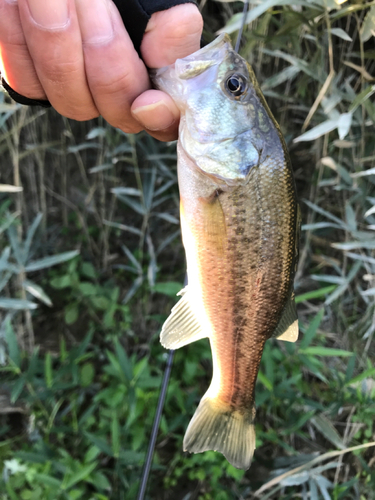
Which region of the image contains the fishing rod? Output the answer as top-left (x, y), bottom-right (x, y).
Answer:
top-left (136, 3), bottom-right (249, 498)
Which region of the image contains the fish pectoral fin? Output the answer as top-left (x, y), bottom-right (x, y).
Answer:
top-left (183, 395), bottom-right (256, 470)
top-left (273, 291), bottom-right (299, 343)
top-left (160, 288), bottom-right (207, 350)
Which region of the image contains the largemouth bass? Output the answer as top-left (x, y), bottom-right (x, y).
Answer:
top-left (152, 34), bottom-right (300, 470)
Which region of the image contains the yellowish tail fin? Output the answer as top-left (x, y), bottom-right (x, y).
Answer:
top-left (183, 396), bottom-right (256, 470)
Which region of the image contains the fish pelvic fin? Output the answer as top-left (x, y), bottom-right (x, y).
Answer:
top-left (183, 396), bottom-right (256, 470)
top-left (273, 290), bottom-right (299, 343)
top-left (160, 288), bottom-right (207, 350)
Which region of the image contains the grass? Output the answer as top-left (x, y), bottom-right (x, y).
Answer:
top-left (0, 0), bottom-right (375, 499)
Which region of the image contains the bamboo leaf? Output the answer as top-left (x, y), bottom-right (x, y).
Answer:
top-left (294, 119), bottom-right (338, 143)
top-left (337, 113), bottom-right (352, 140)
top-left (63, 462), bottom-right (98, 490)
top-left (360, 5), bottom-right (375, 42)
top-left (23, 279), bottom-right (53, 307)
top-left (25, 250), bottom-right (79, 272)
top-left (295, 286), bottom-right (336, 303)
top-left (0, 298), bottom-right (37, 310)
top-left (300, 347), bottom-right (353, 357)
top-left (217, 0), bottom-right (315, 35)
top-left (329, 28), bottom-right (352, 41)
top-left (254, 442), bottom-right (375, 497)
top-left (311, 414), bottom-right (346, 449)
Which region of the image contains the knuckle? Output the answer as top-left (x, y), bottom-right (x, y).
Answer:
top-left (90, 70), bottom-right (134, 97)
top-left (40, 56), bottom-right (83, 86)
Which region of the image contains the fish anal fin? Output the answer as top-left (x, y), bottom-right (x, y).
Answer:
top-left (183, 395), bottom-right (256, 470)
top-left (277, 319), bottom-right (299, 342)
top-left (273, 291), bottom-right (299, 343)
top-left (160, 288), bottom-right (207, 350)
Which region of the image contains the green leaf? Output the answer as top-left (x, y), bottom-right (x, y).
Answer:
top-left (218, 0), bottom-right (314, 35)
top-left (5, 320), bottom-right (21, 367)
top-left (345, 367), bottom-right (375, 386)
top-left (23, 279), bottom-right (53, 306)
top-left (90, 296), bottom-right (109, 309)
top-left (90, 471), bottom-right (111, 491)
top-left (113, 339), bottom-right (132, 382)
top-left (257, 371), bottom-right (273, 391)
top-left (337, 113), bottom-right (352, 140)
top-left (300, 346), bottom-right (353, 357)
top-left (295, 286), bottom-right (336, 304)
top-left (0, 298), bottom-right (37, 310)
top-left (63, 462), bottom-right (98, 490)
top-left (311, 414), bottom-right (346, 449)
top-left (300, 309), bottom-right (324, 349)
top-left (294, 119), bottom-right (338, 143)
top-left (80, 362), bottom-right (95, 387)
top-left (118, 450), bottom-right (144, 465)
top-left (45, 353), bottom-right (53, 388)
top-left (78, 282), bottom-right (97, 296)
top-left (5, 482), bottom-right (19, 500)
top-left (25, 250), bottom-right (79, 272)
top-left (84, 432), bottom-right (113, 456)
top-left (81, 262), bottom-right (97, 279)
top-left (349, 84), bottom-right (375, 113)
top-left (24, 213), bottom-right (43, 261)
top-left (50, 275), bottom-right (71, 289)
top-left (153, 281), bottom-right (182, 297)
top-left (34, 473), bottom-right (61, 488)
top-left (262, 65), bottom-right (300, 91)
top-left (111, 412), bottom-right (120, 458)
top-left (360, 5), bottom-right (375, 42)
top-left (329, 28), bottom-right (352, 41)
top-left (11, 376), bottom-right (26, 403)
top-left (65, 304), bottom-right (79, 325)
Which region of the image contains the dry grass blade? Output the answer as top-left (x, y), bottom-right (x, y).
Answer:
top-left (0, 184), bottom-right (23, 192)
top-left (253, 442), bottom-right (375, 497)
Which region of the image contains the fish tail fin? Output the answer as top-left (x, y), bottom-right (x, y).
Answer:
top-left (183, 395), bottom-right (256, 470)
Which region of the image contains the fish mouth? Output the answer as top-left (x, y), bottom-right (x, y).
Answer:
top-left (175, 34), bottom-right (232, 80)
top-left (150, 34), bottom-right (233, 96)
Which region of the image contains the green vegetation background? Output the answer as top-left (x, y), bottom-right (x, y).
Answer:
top-left (0, 0), bottom-right (375, 499)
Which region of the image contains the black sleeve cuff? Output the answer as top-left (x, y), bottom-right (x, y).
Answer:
top-left (1, 77), bottom-right (51, 108)
top-left (113, 0), bottom-right (197, 56)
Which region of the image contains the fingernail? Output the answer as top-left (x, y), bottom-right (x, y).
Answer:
top-left (27, 0), bottom-right (69, 29)
top-left (132, 101), bottom-right (176, 131)
top-left (76, 0), bottom-right (113, 44)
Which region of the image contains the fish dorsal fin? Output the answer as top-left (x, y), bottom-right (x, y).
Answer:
top-left (160, 287), bottom-right (207, 350)
top-left (273, 291), bottom-right (299, 343)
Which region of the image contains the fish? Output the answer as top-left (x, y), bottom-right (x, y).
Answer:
top-left (151, 33), bottom-right (300, 470)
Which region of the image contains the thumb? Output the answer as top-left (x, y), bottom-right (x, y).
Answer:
top-left (141, 4), bottom-right (203, 69)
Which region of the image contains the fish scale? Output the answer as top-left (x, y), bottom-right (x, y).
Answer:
top-left (152, 33), bottom-right (300, 470)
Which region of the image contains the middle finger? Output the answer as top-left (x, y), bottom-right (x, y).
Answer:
top-left (75, 0), bottom-right (150, 133)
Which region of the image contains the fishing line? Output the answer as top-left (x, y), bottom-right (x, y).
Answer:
top-left (235, 0), bottom-right (250, 53)
top-left (136, 7), bottom-right (248, 499)
top-left (136, 348), bottom-right (174, 500)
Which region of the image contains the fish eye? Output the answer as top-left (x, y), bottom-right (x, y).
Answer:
top-left (225, 73), bottom-right (247, 97)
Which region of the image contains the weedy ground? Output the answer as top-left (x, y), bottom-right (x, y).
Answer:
top-left (0, 1), bottom-right (375, 499)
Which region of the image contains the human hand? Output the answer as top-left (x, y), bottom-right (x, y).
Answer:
top-left (0, 0), bottom-right (203, 141)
